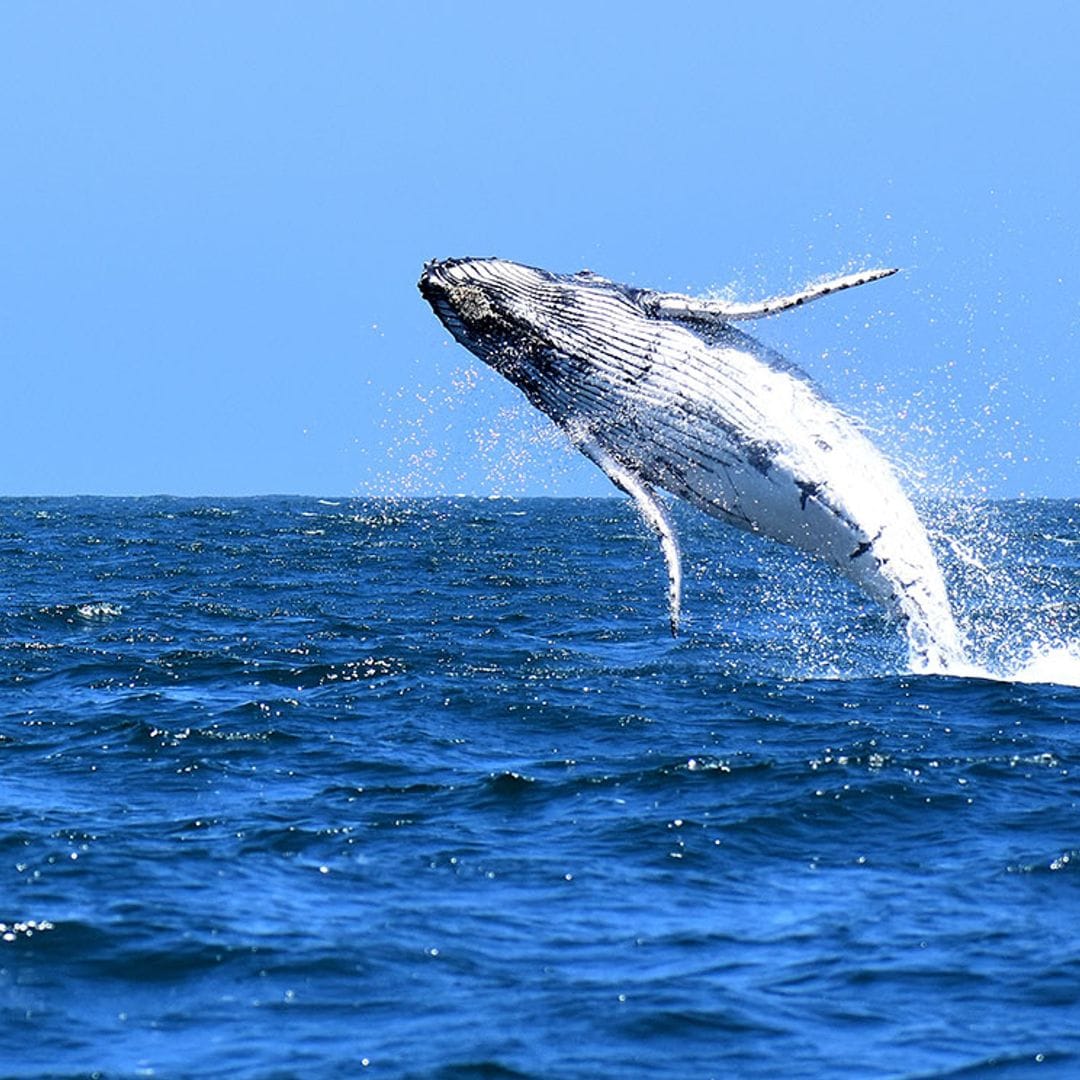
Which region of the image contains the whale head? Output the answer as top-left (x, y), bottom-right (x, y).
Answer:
top-left (418, 257), bottom-right (625, 380)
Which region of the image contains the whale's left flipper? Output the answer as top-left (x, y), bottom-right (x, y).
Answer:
top-left (578, 438), bottom-right (682, 637)
top-left (640, 267), bottom-right (899, 325)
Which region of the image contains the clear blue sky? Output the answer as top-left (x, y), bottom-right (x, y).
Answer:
top-left (2, 3), bottom-right (1077, 498)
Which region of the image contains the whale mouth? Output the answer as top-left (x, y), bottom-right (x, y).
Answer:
top-left (418, 258), bottom-right (449, 300)
top-left (419, 258), bottom-right (508, 336)
top-left (419, 258), bottom-right (492, 350)
top-left (418, 258), bottom-right (481, 313)
top-left (417, 259), bottom-right (458, 324)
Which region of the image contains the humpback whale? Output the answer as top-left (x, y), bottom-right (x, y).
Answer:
top-left (418, 257), bottom-right (964, 671)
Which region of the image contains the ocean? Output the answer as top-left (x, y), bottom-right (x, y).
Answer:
top-left (1, 495), bottom-right (1078, 1078)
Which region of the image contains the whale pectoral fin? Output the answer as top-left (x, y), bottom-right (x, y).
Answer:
top-left (640, 267), bottom-right (899, 324)
top-left (578, 439), bottom-right (683, 637)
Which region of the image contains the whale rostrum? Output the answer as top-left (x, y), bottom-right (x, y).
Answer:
top-left (419, 257), bottom-right (964, 671)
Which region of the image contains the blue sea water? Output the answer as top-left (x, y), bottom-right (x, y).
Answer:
top-left (1, 495), bottom-right (1078, 1079)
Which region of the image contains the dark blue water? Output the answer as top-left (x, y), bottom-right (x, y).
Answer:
top-left (2, 496), bottom-right (1078, 1078)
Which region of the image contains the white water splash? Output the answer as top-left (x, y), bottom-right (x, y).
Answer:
top-left (367, 361), bottom-right (588, 499)
top-left (1000, 642), bottom-right (1080, 687)
top-left (908, 648), bottom-right (1080, 688)
top-left (914, 497), bottom-right (1080, 687)
top-left (919, 644), bottom-right (1080, 687)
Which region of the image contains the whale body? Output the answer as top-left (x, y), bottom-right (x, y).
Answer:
top-left (418, 256), bottom-right (964, 670)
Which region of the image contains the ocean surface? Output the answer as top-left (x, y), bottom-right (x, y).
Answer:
top-left (1, 495), bottom-right (1078, 1079)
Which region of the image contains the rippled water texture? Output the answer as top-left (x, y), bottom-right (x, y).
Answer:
top-left (1, 497), bottom-right (1078, 1078)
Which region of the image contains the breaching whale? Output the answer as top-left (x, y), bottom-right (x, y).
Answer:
top-left (418, 257), bottom-right (964, 671)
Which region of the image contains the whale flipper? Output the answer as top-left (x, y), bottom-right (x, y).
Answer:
top-left (640, 267), bottom-right (899, 325)
top-left (579, 437), bottom-right (683, 637)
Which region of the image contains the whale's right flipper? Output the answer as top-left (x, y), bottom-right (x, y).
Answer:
top-left (578, 438), bottom-right (682, 637)
top-left (640, 267), bottom-right (899, 325)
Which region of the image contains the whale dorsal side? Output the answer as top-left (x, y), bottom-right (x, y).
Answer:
top-left (638, 267), bottom-right (899, 325)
